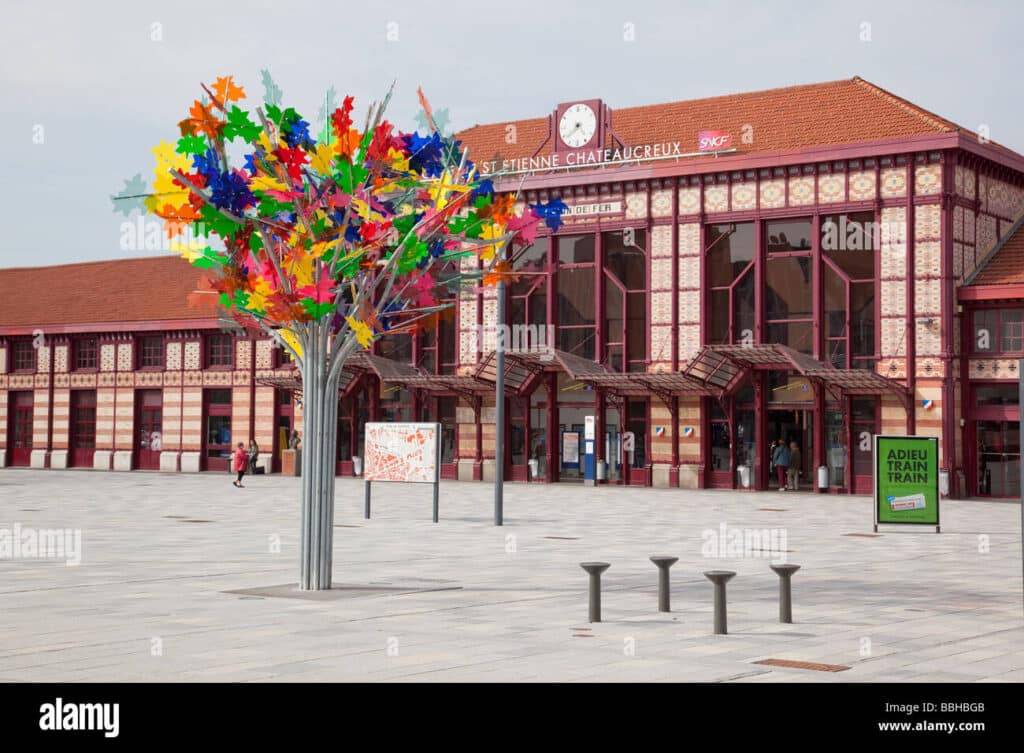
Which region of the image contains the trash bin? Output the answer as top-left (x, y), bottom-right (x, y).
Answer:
top-left (737, 464), bottom-right (751, 488)
top-left (817, 465), bottom-right (829, 489)
top-left (596, 460), bottom-right (607, 481)
top-left (939, 469), bottom-right (950, 497)
top-left (353, 456), bottom-right (363, 476)
top-left (528, 459), bottom-right (539, 478)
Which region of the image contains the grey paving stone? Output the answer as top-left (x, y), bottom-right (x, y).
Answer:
top-left (1, 468), bottom-right (1022, 681)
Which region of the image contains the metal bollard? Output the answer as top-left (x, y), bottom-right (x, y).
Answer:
top-left (580, 562), bottom-right (610, 623)
top-left (703, 570), bottom-right (736, 634)
top-left (770, 563), bottom-right (800, 623)
top-left (649, 556), bottom-right (679, 612)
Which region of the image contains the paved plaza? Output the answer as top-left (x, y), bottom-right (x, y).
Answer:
top-left (0, 468), bottom-right (1022, 682)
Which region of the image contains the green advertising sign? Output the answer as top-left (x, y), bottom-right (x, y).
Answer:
top-left (874, 435), bottom-right (939, 530)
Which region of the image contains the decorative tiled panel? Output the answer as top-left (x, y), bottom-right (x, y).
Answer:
top-left (817, 174), bottom-right (844, 203)
top-left (651, 257), bottom-right (673, 288)
top-left (953, 242), bottom-right (964, 283)
top-left (953, 206), bottom-right (964, 241)
top-left (879, 207), bottom-right (907, 277)
top-left (678, 186), bottom-right (700, 215)
top-left (117, 343), bottom-right (132, 371)
top-left (915, 318), bottom-right (941, 356)
top-left (730, 182), bottom-right (756, 211)
top-left (956, 165), bottom-right (975, 199)
top-left (969, 358), bottom-right (1022, 379)
top-left (99, 343), bottom-right (115, 372)
top-left (37, 344), bottom-right (50, 373)
top-left (914, 164), bottom-right (941, 196)
top-left (915, 358), bottom-right (944, 378)
top-left (235, 339), bottom-right (252, 370)
top-left (677, 290), bottom-right (700, 324)
top-left (651, 225), bottom-right (672, 257)
top-left (650, 189), bottom-right (673, 217)
top-left (678, 256), bottom-right (699, 290)
top-left (880, 167), bottom-right (907, 198)
top-left (183, 342), bottom-right (200, 370)
top-left (964, 211), bottom-right (975, 244)
top-left (915, 278), bottom-right (941, 314)
top-left (986, 178), bottom-right (1024, 219)
top-left (678, 324), bottom-right (700, 364)
top-left (976, 214), bottom-right (998, 258)
top-left (915, 205), bottom-right (941, 240)
top-left (134, 371), bottom-right (164, 387)
top-left (788, 176), bottom-right (814, 206)
top-left (255, 339), bottom-right (273, 369)
top-left (54, 344), bottom-right (67, 373)
top-left (625, 190), bottom-right (648, 219)
top-left (914, 240), bottom-right (941, 278)
top-left (848, 170), bottom-right (876, 201)
top-left (678, 223), bottom-right (700, 257)
top-left (880, 317), bottom-right (906, 356)
top-left (166, 342), bottom-right (182, 370)
top-left (759, 180), bottom-right (785, 209)
top-left (880, 280), bottom-right (907, 316)
top-left (650, 326), bottom-right (672, 363)
top-left (704, 185), bottom-right (728, 213)
top-left (202, 370), bottom-right (233, 386)
top-left (480, 297), bottom-right (498, 354)
top-left (651, 292), bottom-right (673, 325)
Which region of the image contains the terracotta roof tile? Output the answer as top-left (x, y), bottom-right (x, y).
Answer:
top-left (968, 216), bottom-right (1024, 286)
top-left (457, 76), bottom-right (985, 166)
top-left (0, 255), bottom-right (218, 329)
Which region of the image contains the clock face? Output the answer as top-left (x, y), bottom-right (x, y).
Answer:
top-left (559, 103), bottom-right (597, 148)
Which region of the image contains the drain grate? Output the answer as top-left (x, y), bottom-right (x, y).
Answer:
top-left (334, 524), bottom-right (362, 528)
top-left (544, 536), bottom-right (579, 540)
top-left (758, 508), bottom-right (788, 512)
top-left (844, 533), bottom-right (881, 538)
top-left (754, 658), bottom-right (849, 672)
top-left (179, 519), bottom-right (214, 523)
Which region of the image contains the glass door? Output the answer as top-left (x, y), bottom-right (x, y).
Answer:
top-left (976, 420), bottom-right (1021, 497)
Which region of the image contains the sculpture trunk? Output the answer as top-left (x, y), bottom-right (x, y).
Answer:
top-left (298, 322), bottom-right (341, 590)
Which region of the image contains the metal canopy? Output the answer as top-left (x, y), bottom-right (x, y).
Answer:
top-left (683, 343), bottom-right (910, 410)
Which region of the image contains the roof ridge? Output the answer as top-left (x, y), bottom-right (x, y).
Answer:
top-left (0, 254), bottom-right (182, 273)
top-left (850, 76), bottom-right (957, 134)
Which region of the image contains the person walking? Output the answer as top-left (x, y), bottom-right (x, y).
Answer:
top-left (787, 441), bottom-right (802, 491)
top-left (247, 440), bottom-right (260, 475)
top-left (772, 438), bottom-right (790, 491)
top-left (232, 442), bottom-right (248, 488)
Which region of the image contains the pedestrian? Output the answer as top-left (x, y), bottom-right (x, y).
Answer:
top-left (247, 439), bottom-right (260, 474)
top-left (787, 441), bottom-right (802, 491)
top-left (772, 437), bottom-right (790, 491)
top-left (232, 442), bottom-right (248, 488)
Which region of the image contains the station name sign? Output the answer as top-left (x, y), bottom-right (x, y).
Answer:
top-left (479, 141), bottom-right (685, 176)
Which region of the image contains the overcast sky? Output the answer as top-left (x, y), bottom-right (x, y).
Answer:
top-left (0, 0), bottom-right (1020, 267)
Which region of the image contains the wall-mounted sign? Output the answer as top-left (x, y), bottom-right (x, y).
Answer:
top-left (478, 142), bottom-right (684, 175)
top-left (564, 201), bottom-right (623, 218)
top-left (698, 130), bottom-right (733, 152)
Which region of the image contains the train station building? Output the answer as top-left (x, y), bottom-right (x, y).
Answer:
top-left (3, 76), bottom-right (1024, 497)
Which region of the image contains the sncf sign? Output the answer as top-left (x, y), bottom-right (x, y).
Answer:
top-left (698, 130), bottom-right (732, 152)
